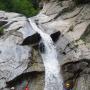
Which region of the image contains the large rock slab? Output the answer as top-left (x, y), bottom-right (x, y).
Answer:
top-left (0, 11), bottom-right (44, 89)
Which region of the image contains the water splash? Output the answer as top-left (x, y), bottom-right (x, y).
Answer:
top-left (29, 19), bottom-right (63, 90)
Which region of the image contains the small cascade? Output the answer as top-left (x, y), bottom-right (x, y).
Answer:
top-left (29, 19), bottom-right (63, 90)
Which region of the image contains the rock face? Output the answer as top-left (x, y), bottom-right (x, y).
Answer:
top-left (0, 11), bottom-right (44, 90)
top-left (0, 0), bottom-right (90, 90)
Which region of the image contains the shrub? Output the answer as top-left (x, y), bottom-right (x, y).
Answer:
top-left (0, 0), bottom-right (40, 17)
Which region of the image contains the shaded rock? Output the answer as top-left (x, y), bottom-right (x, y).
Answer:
top-left (32, 44), bottom-right (39, 50)
top-left (62, 60), bottom-right (90, 90)
top-left (0, 21), bottom-right (7, 26)
top-left (62, 59), bottom-right (89, 73)
top-left (39, 42), bottom-right (45, 53)
top-left (50, 31), bottom-right (61, 42)
top-left (62, 72), bottom-right (74, 81)
top-left (21, 33), bottom-right (41, 46)
top-left (6, 71), bottom-right (44, 89)
top-left (73, 0), bottom-right (90, 4)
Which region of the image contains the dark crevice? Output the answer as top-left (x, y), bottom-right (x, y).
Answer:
top-left (73, 0), bottom-right (90, 5)
top-left (21, 33), bottom-right (41, 46)
top-left (50, 31), bottom-right (61, 42)
top-left (6, 71), bottom-right (44, 88)
top-left (62, 58), bottom-right (90, 67)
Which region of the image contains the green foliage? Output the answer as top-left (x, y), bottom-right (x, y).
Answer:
top-left (0, 0), bottom-right (40, 17)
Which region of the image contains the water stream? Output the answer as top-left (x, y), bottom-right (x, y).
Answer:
top-left (29, 19), bottom-right (63, 90)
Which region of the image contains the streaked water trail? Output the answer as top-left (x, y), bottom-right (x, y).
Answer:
top-left (29, 19), bottom-right (63, 90)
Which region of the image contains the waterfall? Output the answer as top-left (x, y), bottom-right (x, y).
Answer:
top-left (29, 19), bottom-right (63, 90)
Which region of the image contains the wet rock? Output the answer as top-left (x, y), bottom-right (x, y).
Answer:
top-left (39, 42), bottom-right (45, 53)
top-left (25, 49), bottom-right (44, 73)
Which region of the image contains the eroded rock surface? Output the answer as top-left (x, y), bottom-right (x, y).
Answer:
top-left (0, 11), bottom-right (44, 90)
top-left (0, 0), bottom-right (90, 90)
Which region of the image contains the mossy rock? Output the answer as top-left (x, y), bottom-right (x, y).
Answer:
top-left (0, 27), bottom-right (4, 36)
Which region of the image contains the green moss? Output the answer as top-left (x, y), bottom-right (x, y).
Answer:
top-left (0, 27), bottom-right (4, 35)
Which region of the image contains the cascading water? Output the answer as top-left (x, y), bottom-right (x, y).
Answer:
top-left (29, 19), bottom-right (63, 90)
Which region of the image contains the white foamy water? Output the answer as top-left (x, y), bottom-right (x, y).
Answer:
top-left (29, 19), bottom-right (63, 90)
